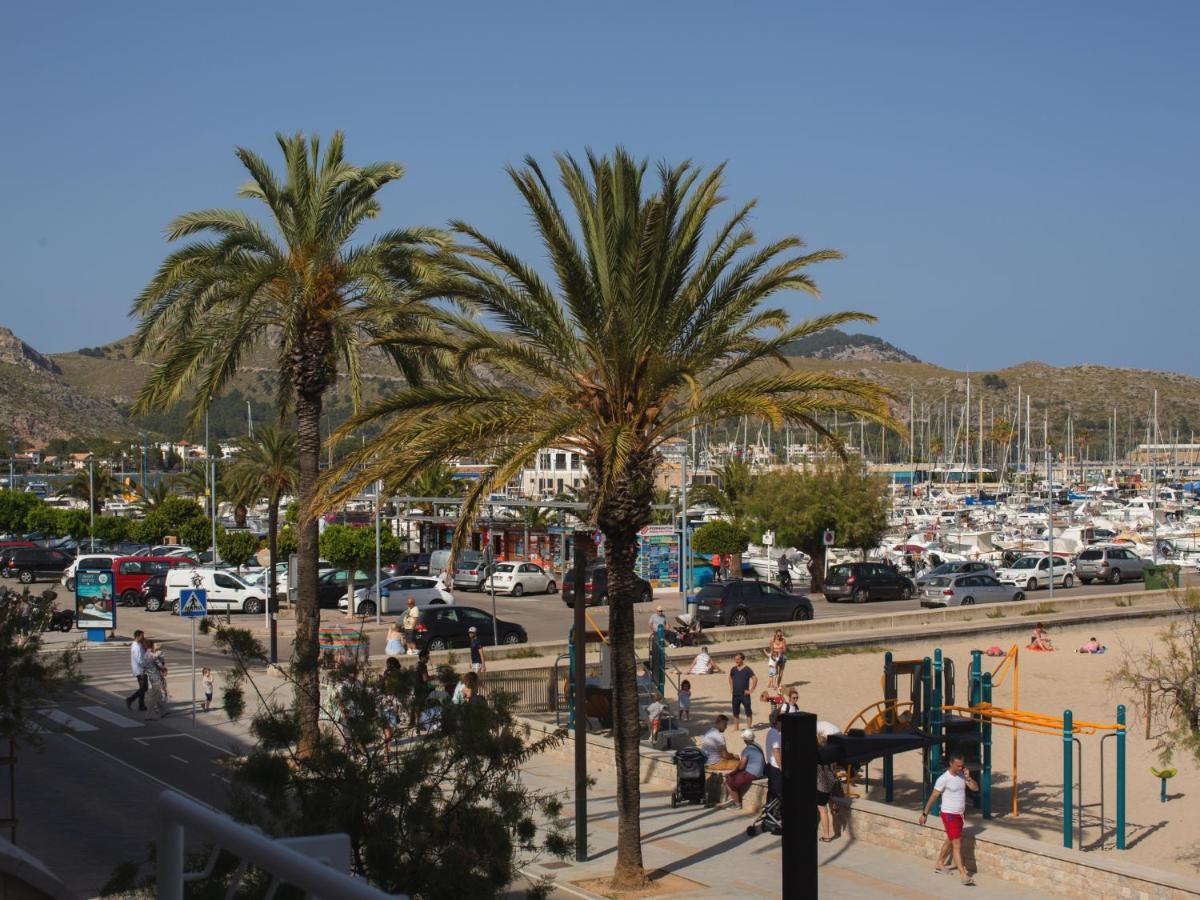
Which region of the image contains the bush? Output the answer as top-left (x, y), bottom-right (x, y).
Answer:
top-left (216, 529), bottom-right (261, 569)
top-left (691, 519), bottom-right (750, 556)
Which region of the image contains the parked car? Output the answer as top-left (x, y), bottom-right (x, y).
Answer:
top-left (484, 562), bottom-right (557, 596)
top-left (62, 554), bottom-right (121, 592)
top-left (562, 565), bottom-right (653, 607)
top-left (915, 560), bottom-right (996, 588)
top-left (415, 605), bottom-right (527, 651)
top-left (996, 555), bottom-right (1074, 591)
top-left (339, 575), bottom-right (453, 616)
top-left (387, 553), bottom-right (431, 576)
top-left (1073, 546), bottom-right (1149, 585)
top-left (824, 563), bottom-right (915, 603)
top-left (920, 573), bottom-right (1026, 608)
top-left (164, 567), bottom-right (267, 615)
top-left (140, 573), bottom-right (168, 612)
top-left (274, 559), bottom-right (335, 599)
top-left (316, 568), bottom-right (372, 609)
top-left (114, 555), bottom-right (198, 606)
top-left (453, 554), bottom-right (498, 591)
top-left (1, 547), bottom-right (74, 584)
top-left (694, 579), bottom-right (814, 627)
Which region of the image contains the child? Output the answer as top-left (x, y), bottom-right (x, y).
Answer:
top-left (201, 667), bottom-right (214, 712)
top-left (678, 679), bottom-right (692, 722)
top-left (646, 692), bottom-right (669, 741)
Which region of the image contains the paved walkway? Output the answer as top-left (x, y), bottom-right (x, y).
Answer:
top-left (519, 755), bottom-right (1024, 898)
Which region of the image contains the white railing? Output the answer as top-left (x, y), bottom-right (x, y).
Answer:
top-left (156, 790), bottom-right (399, 900)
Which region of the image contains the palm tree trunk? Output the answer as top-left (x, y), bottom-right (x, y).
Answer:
top-left (294, 390), bottom-right (323, 756)
top-left (267, 489), bottom-right (279, 664)
top-left (603, 521), bottom-right (647, 889)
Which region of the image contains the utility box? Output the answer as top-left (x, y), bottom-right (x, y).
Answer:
top-left (1143, 564), bottom-right (1181, 590)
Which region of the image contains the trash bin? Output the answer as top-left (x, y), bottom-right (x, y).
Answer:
top-left (1143, 564), bottom-right (1181, 590)
top-left (685, 594), bottom-right (700, 618)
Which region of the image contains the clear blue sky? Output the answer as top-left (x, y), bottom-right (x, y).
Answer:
top-left (2, 2), bottom-right (1197, 373)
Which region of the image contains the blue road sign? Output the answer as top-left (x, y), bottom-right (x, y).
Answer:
top-left (179, 588), bottom-right (208, 618)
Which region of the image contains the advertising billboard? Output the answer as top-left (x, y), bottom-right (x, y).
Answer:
top-left (76, 569), bottom-right (115, 630)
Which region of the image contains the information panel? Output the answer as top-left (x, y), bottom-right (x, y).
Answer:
top-left (76, 569), bottom-right (115, 630)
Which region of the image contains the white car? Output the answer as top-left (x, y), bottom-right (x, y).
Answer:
top-left (920, 573), bottom-right (1026, 608)
top-left (996, 555), bottom-right (1075, 591)
top-left (164, 567), bottom-right (267, 615)
top-left (338, 575), bottom-right (453, 616)
top-left (275, 559), bottom-right (335, 599)
top-left (484, 562), bottom-right (557, 597)
top-left (62, 554), bottom-right (121, 592)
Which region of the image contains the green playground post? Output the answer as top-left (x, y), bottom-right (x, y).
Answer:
top-left (884, 651), bottom-right (895, 802)
top-left (654, 624), bottom-right (666, 697)
top-left (981, 671), bottom-right (993, 819)
top-left (1116, 704), bottom-right (1126, 849)
top-left (1063, 709), bottom-right (1074, 849)
top-left (969, 649), bottom-right (982, 707)
top-left (931, 650), bottom-right (944, 814)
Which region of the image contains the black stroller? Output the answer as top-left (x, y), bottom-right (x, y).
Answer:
top-left (746, 769), bottom-right (783, 836)
top-left (670, 746), bottom-right (707, 808)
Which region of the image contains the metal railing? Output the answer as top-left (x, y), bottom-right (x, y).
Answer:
top-left (156, 789), bottom-right (396, 900)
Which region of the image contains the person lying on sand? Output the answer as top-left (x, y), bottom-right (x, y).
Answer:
top-left (1076, 637), bottom-right (1106, 654)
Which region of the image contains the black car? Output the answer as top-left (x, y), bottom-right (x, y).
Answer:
top-left (317, 568), bottom-right (372, 608)
top-left (915, 560), bottom-right (995, 588)
top-left (693, 579), bottom-right (813, 627)
top-left (824, 562), bottom-right (915, 603)
top-left (387, 553), bottom-right (431, 576)
top-left (1, 547), bottom-right (74, 584)
top-left (141, 573), bottom-right (168, 612)
top-left (416, 605), bottom-right (527, 651)
top-left (562, 565), bottom-right (653, 607)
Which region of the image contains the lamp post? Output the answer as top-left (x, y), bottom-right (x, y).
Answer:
top-left (88, 458), bottom-right (95, 552)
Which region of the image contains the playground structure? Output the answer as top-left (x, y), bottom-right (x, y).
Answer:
top-left (845, 645), bottom-right (1127, 850)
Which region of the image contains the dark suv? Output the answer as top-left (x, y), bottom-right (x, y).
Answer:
top-left (416, 605), bottom-right (527, 651)
top-left (1, 547), bottom-right (74, 584)
top-left (562, 565), bottom-right (653, 607)
top-left (387, 553), bottom-right (431, 576)
top-left (824, 563), bottom-right (915, 603)
top-left (694, 579), bottom-right (814, 627)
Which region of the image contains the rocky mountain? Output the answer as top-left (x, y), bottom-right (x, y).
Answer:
top-left (0, 326), bottom-right (61, 376)
top-left (782, 328), bottom-right (920, 363)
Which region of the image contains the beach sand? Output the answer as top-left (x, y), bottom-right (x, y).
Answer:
top-left (674, 615), bottom-right (1200, 880)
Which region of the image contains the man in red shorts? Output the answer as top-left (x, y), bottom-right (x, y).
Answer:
top-left (918, 752), bottom-right (977, 886)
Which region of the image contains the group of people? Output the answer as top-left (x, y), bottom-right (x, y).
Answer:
top-left (127, 630), bottom-right (213, 719)
top-left (385, 596), bottom-right (426, 657)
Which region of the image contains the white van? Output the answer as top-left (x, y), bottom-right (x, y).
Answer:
top-left (165, 567), bottom-right (267, 615)
top-left (62, 554), bottom-right (121, 592)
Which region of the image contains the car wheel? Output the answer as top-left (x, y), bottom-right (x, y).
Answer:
top-left (428, 637), bottom-right (448, 651)
top-left (65, 577), bottom-right (75, 592)
top-left (243, 597), bottom-right (263, 615)
top-left (962, 596), bottom-right (975, 606)
top-left (171, 599), bottom-right (180, 615)
top-left (1108, 568), bottom-right (1121, 585)
top-left (1062, 574), bottom-right (1074, 589)
top-left (546, 580), bottom-right (556, 594)
top-left (145, 596), bottom-right (162, 612)
top-left (852, 588), bottom-right (868, 604)
top-left (1080, 578), bottom-right (1093, 585)
top-left (595, 592), bottom-right (608, 607)
top-left (121, 590), bottom-right (140, 607)
top-left (899, 585), bottom-right (913, 601)
top-left (512, 583), bottom-right (524, 597)
top-left (792, 605), bottom-right (812, 621)
top-left (1026, 578), bottom-right (1038, 592)
top-left (502, 631), bottom-right (521, 644)
top-left (1012, 591), bottom-right (1025, 603)
top-left (358, 600), bottom-right (377, 617)
top-left (730, 610), bottom-right (749, 627)
top-left (18, 569), bottom-right (33, 584)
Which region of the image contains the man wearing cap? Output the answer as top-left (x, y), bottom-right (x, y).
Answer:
top-left (648, 604), bottom-right (668, 657)
top-left (724, 728), bottom-right (766, 809)
top-left (401, 597), bottom-right (420, 655)
top-left (468, 626), bottom-right (486, 673)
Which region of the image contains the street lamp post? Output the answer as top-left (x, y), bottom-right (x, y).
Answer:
top-left (88, 458), bottom-right (95, 552)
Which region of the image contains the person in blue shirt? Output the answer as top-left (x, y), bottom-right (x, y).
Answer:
top-left (724, 729), bottom-right (766, 808)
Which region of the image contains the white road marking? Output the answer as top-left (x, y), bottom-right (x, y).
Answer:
top-left (170, 754), bottom-right (189, 764)
top-left (60, 732), bottom-right (219, 813)
top-left (42, 709), bottom-right (99, 732)
top-left (79, 705), bottom-right (144, 728)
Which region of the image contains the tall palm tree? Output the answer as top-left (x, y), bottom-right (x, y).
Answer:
top-left (690, 457), bottom-right (755, 520)
top-left (318, 149), bottom-right (895, 888)
top-left (129, 132), bottom-right (445, 753)
top-left (136, 479), bottom-right (175, 514)
top-left (62, 466), bottom-right (120, 513)
top-left (228, 425), bottom-right (298, 658)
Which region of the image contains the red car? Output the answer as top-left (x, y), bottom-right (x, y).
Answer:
top-left (114, 555), bottom-right (197, 606)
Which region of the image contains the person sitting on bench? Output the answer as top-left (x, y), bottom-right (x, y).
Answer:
top-left (724, 729), bottom-right (766, 809)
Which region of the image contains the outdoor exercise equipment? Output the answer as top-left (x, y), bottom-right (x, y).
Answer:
top-left (1151, 766), bottom-right (1176, 803)
top-left (852, 646), bottom-right (1127, 850)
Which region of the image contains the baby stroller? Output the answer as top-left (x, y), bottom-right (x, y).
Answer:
top-left (665, 612), bottom-right (702, 648)
top-left (670, 746), bottom-right (708, 808)
top-left (746, 770), bottom-right (783, 836)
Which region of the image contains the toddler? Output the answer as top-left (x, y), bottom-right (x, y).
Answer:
top-left (678, 679), bottom-right (692, 722)
top-left (201, 667), bottom-right (214, 712)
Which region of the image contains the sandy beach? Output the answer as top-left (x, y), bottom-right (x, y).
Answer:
top-left (674, 614), bottom-right (1200, 881)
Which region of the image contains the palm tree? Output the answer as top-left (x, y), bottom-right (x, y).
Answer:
top-left (318, 149), bottom-right (895, 888)
top-left (62, 466), bottom-right (120, 513)
top-left (690, 457), bottom-right (755, 520)
top-left (129, 132), bottom-right (445, 754)
top-left (172, 461), bottom-right (224, 501)
top-left (228, 425), bottom-right (298, 658)
top-left (136, 479), bottom-right (175, 514)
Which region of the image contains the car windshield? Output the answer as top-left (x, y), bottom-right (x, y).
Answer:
top-left (494, 564), bottom-right (515, 573)
top-left (828, 565), bottom-right (851, 579)
top-left (927, 576), bottom-right (952, 587)
top-left (1079, 550), bottom-right (1103, 560)
top-left (1009, 558), bottom-right (1039, 569)
top-left (927, 564), bottom-right (954, 576)
top-left (696, 585), bottom-right (724, 599)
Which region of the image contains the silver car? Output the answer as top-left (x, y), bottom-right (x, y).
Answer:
top-left (1074, 546), bottom-right (1148, 585)
top-left (920, 573), bottom-right (1026, 608)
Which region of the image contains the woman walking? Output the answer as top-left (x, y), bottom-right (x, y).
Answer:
top-left (144, 640), bottom-right (169, 720)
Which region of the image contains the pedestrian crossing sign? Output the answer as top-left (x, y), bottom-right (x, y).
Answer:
top-left (179, 588), bottom-right (208, 618)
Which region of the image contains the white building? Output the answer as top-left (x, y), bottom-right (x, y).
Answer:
top-left (520, 447), bottom-right (587, 498)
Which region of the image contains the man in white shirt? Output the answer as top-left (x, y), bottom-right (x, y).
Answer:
top-left (919, 752), bottom-right (978, 886)
top-left (699, 715), bottom-right (735, 765)
top-left (764, 710), bottom-right (783, 801)
top-left (126, 630), bottom-right (148, 711)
